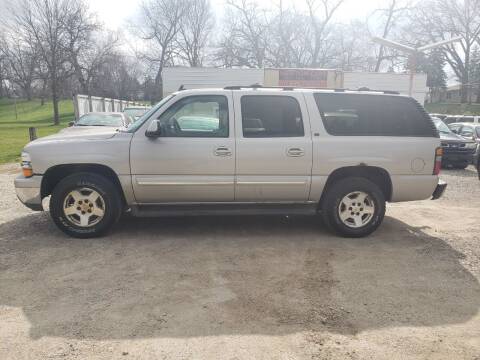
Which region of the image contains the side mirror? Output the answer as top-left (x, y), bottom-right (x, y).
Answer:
top-left (68, 121), bottom-right (74, 127)
top-left (145, 119), bottom-right (162, 138)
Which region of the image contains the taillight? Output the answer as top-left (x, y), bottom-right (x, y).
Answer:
top-left (433, 147), bottom-right (443, 175)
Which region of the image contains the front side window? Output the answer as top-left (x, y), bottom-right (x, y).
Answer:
top-left (460, 126), bottom-right (474, 137)
top-left (314, 93), bottom-right (436, 137)
top-left (462, 116), bottom-right (474, 123)
top-left (158, 95), bottom-right (229, 137)
top-left (241, 95), bottom-right (304, 138)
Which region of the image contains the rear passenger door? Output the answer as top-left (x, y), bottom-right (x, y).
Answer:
top-left (233, 92), bottom-right (313, 202)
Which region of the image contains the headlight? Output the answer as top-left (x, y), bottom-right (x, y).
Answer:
top-left (465, 142), bottom-right (477, 149)
top-left (21, 152), bottom-right (33, 177)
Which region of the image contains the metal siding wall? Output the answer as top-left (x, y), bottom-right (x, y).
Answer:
top-left (343, 72), bottom-right (428, 104)
top-left (163, 67), bottom-right (264, 95)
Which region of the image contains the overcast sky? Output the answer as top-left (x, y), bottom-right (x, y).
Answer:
top-left (86, 0), bottom-right (385, 31)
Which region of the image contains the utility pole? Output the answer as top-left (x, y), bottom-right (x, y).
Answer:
top-left (372, 36), bottom-right (462, 97)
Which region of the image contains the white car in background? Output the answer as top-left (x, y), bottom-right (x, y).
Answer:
top-left (123, 106), bottom-right (150, 122)
top-left (64, 112), bottom-right (133, 132)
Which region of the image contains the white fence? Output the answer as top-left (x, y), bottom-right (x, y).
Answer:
top-left (73, 94), bottom-right (148, 119)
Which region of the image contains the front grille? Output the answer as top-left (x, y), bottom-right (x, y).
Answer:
top-left (441, 142), bottom-right (474, 154)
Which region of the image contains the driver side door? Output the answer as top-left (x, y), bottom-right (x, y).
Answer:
top-left (130, 92), bottom-right (235, 203)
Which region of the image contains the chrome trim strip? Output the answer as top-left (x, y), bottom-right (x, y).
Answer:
top-left (137, 180), bottom-right (233, 186)
top-left (236, 182), bottom-right (307, 186)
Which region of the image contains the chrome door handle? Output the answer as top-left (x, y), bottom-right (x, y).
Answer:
top-left (287, 147), bottom-right (305, 157)
top-left (214, 146), bottom-right (232, 156)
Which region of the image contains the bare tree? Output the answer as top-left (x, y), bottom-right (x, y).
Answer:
top-left (134, 0), bottom-right (188, 101)
top-left (69, 31), bottom-right (119, 95)
top-left (218, 0), bottom-right (270, 68)
top-left (412, 0), bottom-right (480, 103)
top-left (62, 2), bottom-right (110, 95)
top-left (369, 0), bottom-right (412, 72)
top-left (305, 0), bottom-right (345, 67)
top-left (265, 1), bottom-right (312, 68)
top-left (0, 35), bottom-right (39, 100)
top-left (6, 0), bottom-right (79, 124)
top-left (176, 0), bottom-right (214, 67)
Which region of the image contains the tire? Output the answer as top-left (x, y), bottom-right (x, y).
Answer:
top-left (50, 172), bottom-right (122, 238)
top-left (321, 177), bottom-right (386, 238)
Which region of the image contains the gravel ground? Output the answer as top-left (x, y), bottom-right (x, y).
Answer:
top-left (0, 164), bottom-right (479, 360)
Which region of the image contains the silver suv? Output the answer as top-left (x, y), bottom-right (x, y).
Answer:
top-left (15, 86), bottom-right (447, 238)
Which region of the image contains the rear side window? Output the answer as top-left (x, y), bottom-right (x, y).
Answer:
top-left (241, 95), bottom-right (304, 137)
top-left (314, 93), bottom-right (437, 137)
top-left (462, 116), bottom-right (474, 123)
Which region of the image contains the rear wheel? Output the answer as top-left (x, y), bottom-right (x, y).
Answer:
top-left (321, 177), bottom-right (386, 238)
top-left (50, 173), bottom-right (122, 238)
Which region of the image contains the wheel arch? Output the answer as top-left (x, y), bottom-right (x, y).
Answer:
top-left (319, 166), bottom-right (393, 207)
top-left (41, 164), bottom-right (127, 206)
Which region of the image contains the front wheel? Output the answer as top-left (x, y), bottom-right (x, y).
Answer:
top-left (321, 177), bottom-right (386, 238)
top-left (50, 173), bottom-right (122, 238)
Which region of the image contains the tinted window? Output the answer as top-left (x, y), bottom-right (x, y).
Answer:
top-left (314, 93), bottom-right (436, 137)
top-left (462, 116), bottom-right (474, 123)
top-left (241, 96), bottom-right (304, 137)
top-left (444, 117), bottom-right (459, 125)
top-left (158, 95), bottom-right (229, 137)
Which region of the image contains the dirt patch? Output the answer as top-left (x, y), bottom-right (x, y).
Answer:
top-left (1, 167), bottom-right (479, 359)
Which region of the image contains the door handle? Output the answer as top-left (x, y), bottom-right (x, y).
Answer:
top-left (214, 146), bottom-right (232, 157)
top-left (287, 147), bottom-right (305, 157)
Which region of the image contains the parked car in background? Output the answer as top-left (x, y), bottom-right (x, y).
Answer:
top-left (64, 112), bottom-right (132, 131)
top-left (123, 106), bottom-right (150, 122)
top-left (15, 87), bottom-right (446, 239)
top-left (443, 115), bottom-right (480, 125)
top-left (432, 117), bottom-right (477, 169)
top-left (429, 113), bottom-right (448, 120)
top-left (448, 122), bottom-right (480, 168)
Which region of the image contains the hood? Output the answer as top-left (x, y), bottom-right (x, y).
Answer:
top-left (439, 131), bottom-right (468, 142)
top-left (29, 127), bottom-right (119, 145)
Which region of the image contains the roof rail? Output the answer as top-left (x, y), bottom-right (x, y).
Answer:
top-left (356, 87), bottom-right (400, 95)
top-left (223, 84), bottom-right (400, 95)
top-left (224, 84), bottom-right (295, 91)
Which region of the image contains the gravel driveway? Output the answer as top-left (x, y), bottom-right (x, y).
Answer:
top-left (0, 164), bottom-right (479, 359)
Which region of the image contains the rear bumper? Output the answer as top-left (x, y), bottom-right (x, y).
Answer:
top-left (431, 179), bottom-right (447, 200)
top-left (14, 175), bottom-right (43, 211)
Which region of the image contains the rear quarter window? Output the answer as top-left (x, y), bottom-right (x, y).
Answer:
top-left (314, 93), bottom-right (437, 137)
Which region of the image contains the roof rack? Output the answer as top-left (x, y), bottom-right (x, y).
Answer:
top-left (223, 84), bottom-right (400, 95)
top-left (224, 84), bottom-right (295, 91)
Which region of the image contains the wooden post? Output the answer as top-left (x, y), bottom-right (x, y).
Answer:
top-left (28, 127), bottom-right (37, 141)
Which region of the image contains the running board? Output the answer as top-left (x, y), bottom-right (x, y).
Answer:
top-left (130, 203), bottom-right (318, 217)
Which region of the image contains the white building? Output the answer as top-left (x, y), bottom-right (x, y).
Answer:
top-left (163, 67), bottom-right (428, 104)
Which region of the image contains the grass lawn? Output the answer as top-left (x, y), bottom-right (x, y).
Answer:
top-left (0, 98), bottom-right (74, 164)
top-left (425, 102), bottom-right (480, 115)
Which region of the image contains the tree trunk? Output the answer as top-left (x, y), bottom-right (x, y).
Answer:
top-left (51, 75), bottom-right (60, 125)
top-left (155, 66), bottom-right (164, 101)
top-left (40, 79), bottom-right (47, 105)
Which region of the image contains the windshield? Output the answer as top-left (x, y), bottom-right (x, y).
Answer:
top-left (124, 108), bottom-right (148, 119)
top-left (126, 95), bottom-right (175, 132)
top-left (432, 118), bottom-right (451, 134)
top-left (76, 114), bottom-right (124, 127)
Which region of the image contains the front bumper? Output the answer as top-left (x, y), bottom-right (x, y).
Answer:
top-left (14, 175), bottom-right (43, 211)
top-left (431, 179), bottom-right (447, 200)
top-left (442, 152), bottom-right (474, 165)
